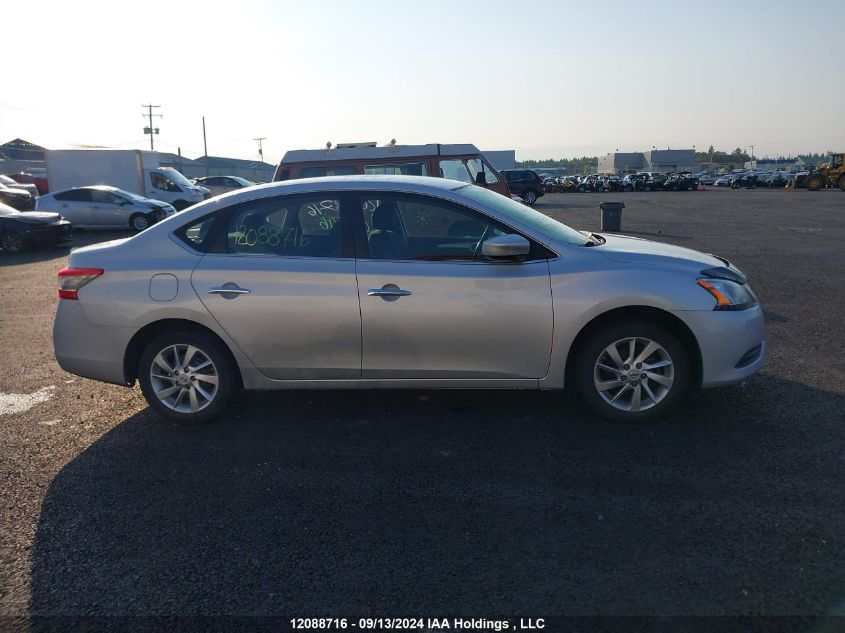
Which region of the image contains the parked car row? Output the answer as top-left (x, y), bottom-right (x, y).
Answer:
top-left (710, 170), bottom-right (802, 189)
top-left (538, 172), bottom-right (701, 193)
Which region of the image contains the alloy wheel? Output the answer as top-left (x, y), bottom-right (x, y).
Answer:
top-left (593, 337), bottom-right (674, 412)
top-left (1, 232), bottom-right (23, 253)
top-left (149, 344), bottom-right (219, 413)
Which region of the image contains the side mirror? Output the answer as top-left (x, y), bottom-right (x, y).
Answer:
top-left (474, 172), bottom-right (487, 186)
top-left (481, 234), bottom-right (530, 259)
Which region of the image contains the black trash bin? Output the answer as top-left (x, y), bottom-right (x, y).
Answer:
top-left (599, 202), bottom-right (624, 232)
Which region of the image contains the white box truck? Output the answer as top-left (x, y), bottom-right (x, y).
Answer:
top-left (45, 149), bottom-right (207, 210)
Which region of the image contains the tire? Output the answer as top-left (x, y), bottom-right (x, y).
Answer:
top-left (522, 189), bottom-right (538, 205)
top-left (138, 329), bottom-right (240, 424)
top-left (838, 175), bottom-right (845, 192)
top-left (130, 213), bottom-right (152, 232)
top-left (1, 231), bottom-right (26, 253)
top-left (574, 319), bottom-right (690, 422)
top-left (805, 174), bottom-right (824, 191)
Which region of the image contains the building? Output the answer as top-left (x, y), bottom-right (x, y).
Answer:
top-left (158, 154), bottom-right (275, 183)
top-left (598, 152), bottom-right (644, 174)
top-left (599, 149), bottom-right (696, 175)
top-left (0, 138), bottom-right (46, 161)
top-left (642, 149), bottom-right (696, 173)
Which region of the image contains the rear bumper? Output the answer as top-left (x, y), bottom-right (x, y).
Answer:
top-left (676, 304), bottom-right (766, 388)
top-left (53, 300), bottom-right (134, 386)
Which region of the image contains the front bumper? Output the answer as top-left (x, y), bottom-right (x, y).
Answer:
top-left (676, 304), bottom-right (766, 388)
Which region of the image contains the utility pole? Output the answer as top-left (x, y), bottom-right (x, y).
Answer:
top-left (202, 116), bottom-right (209, 177)
top-left (142, 104), bottom-right (162, 151)
top-left (253, 137), bottom-right (267, 162)
top-left (749, 144), bottom-right (755, 160)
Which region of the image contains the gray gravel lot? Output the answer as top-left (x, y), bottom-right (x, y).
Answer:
top-left (0, 188), bottom-right (844, 624)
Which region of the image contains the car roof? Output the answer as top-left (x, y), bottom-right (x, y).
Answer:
top-left (184, 175), bottom-right (466, 210)
top-left (47, 185), bottom-right (123, 196)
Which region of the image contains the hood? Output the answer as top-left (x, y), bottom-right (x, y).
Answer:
top-left (16, 211), bottom-right (61, 223)
top-left (596, 233), bottom-right (725, 268)
top-left (1, 187), bottom-right (31, 197)
top-left (139, 198), bottom-right (168, 208)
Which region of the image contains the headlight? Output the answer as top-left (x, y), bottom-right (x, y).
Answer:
top-left (696, 278), bottom-right (757, 311)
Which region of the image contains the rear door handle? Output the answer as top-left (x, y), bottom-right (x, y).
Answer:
top-left (368, 284), bottom-right (412, 300)
top-left (367, 288), bottom-right (412, 297)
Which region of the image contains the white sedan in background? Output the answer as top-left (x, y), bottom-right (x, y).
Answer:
top-left (37, 186), bottom-right (176, 231)
top-left (191, 176), bottom-right (254, 197)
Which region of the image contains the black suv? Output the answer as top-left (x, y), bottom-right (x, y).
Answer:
top-left (500, 169), bottom-right (544, 205)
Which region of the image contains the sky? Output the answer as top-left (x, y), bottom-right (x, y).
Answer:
top-left (2, 0), bottom-right (843, 163)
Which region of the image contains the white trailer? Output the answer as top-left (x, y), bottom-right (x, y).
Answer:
top-left (45, 149), bottom-right (207, 209)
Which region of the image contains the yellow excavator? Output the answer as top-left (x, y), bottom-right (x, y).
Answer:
top-left (805, 152), bottom-right (845, 191)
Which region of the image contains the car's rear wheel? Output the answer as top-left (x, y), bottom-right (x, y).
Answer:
top-left (575, 320), bottom-right (690, 422)
top-left (138, 330), bottom-right (239, 423)
top-left (1, 231), bottom-right (26, 253)
top-left (522, 189), bottom-right (538, 205)
top-left (130, 213), bottom-right (151, 232)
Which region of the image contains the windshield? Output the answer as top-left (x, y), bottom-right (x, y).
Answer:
top-left (456, 185), bottom-right (590, 246)
top-left (160, 168), bottom-right (193, 188)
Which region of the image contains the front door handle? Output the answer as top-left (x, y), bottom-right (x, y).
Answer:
top-left (208, 285), bottom-right (251, 296)
top-left (368, 284), bottom-right (412, 301)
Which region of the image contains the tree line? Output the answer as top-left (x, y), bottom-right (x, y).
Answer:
top-left (516, 148), bottom-right (828, 170)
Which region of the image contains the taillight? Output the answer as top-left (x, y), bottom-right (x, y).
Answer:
top-left (58, 267), bottom-right (103, 300)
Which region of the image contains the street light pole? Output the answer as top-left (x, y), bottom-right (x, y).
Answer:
top-left (202, 116), bottom-right (209, 177)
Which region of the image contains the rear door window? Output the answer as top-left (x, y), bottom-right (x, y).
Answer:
top-left (227, 195), bottom-right (344, 258)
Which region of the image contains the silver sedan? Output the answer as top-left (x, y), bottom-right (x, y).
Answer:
top-left (53, 176), bottom-right (765, 423)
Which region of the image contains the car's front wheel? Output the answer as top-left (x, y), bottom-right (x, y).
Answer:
top-left (138, 329), bottom-right (239, 423)
top-left (1, 231), bottom-right (26, 253)
top-left (130, 213), bottom-right (152, 232)
top-left (575, 320), bottom-right (690, 422)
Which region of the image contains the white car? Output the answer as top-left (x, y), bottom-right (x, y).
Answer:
top-left (191, 176), bottom-right (254, 197)
top-left (37, 186), bottom-right (176, 231)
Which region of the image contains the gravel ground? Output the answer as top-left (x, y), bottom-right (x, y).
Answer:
top-left (0, 188), bottom-right (843, 627)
